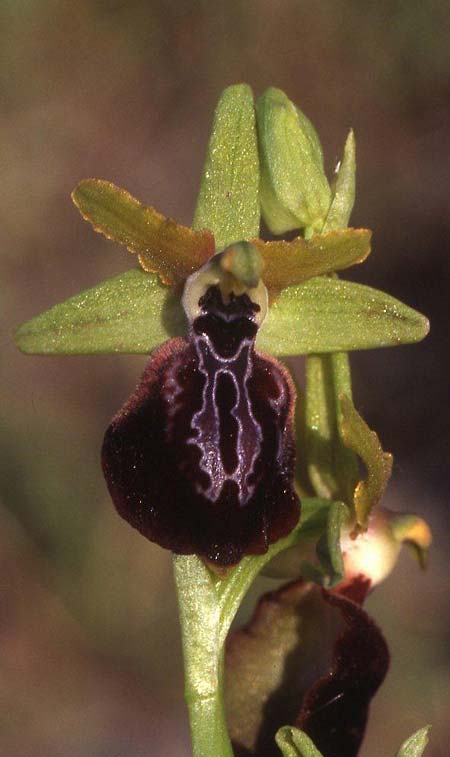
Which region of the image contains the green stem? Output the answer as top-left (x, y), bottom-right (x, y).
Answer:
top-left (173, 555), bottom-right (233, 757)
top-left (186, 653), bottom-right (231, 757)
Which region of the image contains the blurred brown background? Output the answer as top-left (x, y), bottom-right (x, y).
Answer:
top-left (1, 1), bottom-right (449, 755)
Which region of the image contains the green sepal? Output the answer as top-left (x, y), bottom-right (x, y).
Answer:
top-left (15, 271), bottom-right (429, 357)
top-left (261, 499), bottom-right (331, 581)
top-left (396, 726), bottom-right (431, 757)
top-left (14, 268), bottom-right (186, 355)
top-left (258, 277), bottom-right (430, 356)
top-left (257, 87), bottom-right (331, 236)
top-left (322, 129), bottom-right (356, 232)
top-left (314, 500), bottom-right (348, 587)
top-left (276, 726), bottom-right (324, 757)
top-left (192, 83), bottom-right (260, 247)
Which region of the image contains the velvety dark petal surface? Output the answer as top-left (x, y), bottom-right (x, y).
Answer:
top-left (102, 288), bottom-right (299, 565)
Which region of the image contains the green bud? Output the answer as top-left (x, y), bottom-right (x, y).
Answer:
top-left (256, 87), bottom-right (331, 236)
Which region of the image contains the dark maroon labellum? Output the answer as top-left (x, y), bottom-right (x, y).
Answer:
top-left (102, 285), bottom-right (299, 565)
top-left (226, 577), bottom-right (389, 756)
top-left (297, 580), bottom-right (389, 757)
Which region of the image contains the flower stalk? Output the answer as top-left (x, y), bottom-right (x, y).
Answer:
top-left (173, 556), bottom-right (232, 757)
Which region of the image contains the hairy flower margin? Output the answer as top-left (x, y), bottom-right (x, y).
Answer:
top-left (15, 84), bottom-right (432, 756)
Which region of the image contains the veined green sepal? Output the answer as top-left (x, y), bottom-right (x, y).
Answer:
top-left (15, 271), bottom-right (429, 357)
top-left (258, 277), bottom-right (429, 356)
top-left (14, 268), bottom-right (186, 355)
top-left (192, 84), bottom-right (260, 248)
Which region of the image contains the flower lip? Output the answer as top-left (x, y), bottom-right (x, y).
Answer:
top-left (226, 576), bottom-right (389, 756)
top-left (102, 269), bottom-right (299, 566)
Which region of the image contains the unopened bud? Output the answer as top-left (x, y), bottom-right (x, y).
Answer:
top-left (256, 87), bottom-right (331, 236)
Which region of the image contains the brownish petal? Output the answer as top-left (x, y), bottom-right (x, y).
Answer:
top-left (72, 179), bottom-right (215, 286)
top-left (251, 229), bottom-right (371, 295)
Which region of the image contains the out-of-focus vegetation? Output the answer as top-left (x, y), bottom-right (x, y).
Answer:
top-left (2, 2), bottom-right (449, 755)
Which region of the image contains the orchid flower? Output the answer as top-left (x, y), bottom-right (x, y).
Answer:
top-left (15, 84), bottom-right (432, 757)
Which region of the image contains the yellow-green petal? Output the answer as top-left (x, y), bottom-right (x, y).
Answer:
top-left (396, 726), bottom-right (431, 757)
top-left (251, 228), bottom-right (370, 294)
top-left (72, 179), bottom-right (214, 285)
top-left (389, 513), bottom-right (432, 569)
